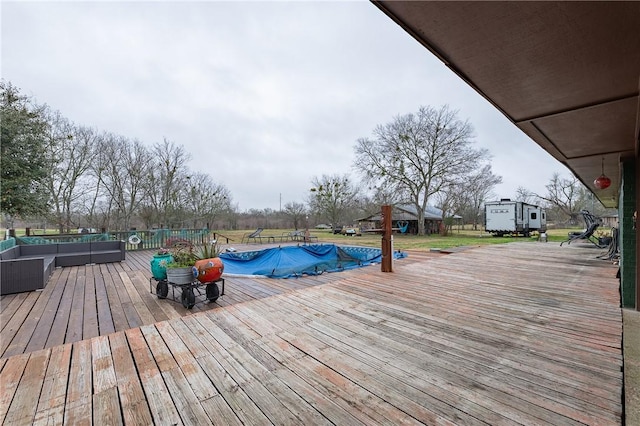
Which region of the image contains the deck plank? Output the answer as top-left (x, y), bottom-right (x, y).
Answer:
top-left (64, 339), bottom-right (93, 425)
top-left (0, 291), bottom-right (41, 357)
top-left (0, 242), bottom-right (625, 425)
top-left (155, 321), bottom-right (219, 401)
top-left (83, 265), bottom-right (99, 338)
top-left (93, 265), bottom-right (116, 335)
top-left (91, 335), bottom-right (117, 394)
top-left (3, 349), bottom-right (50, 425)
top-left (108, 331), bottom-right (154, 425)
top-left (183, 314), bottom-right (282, 426)
top-left (0, 292), bottom-right (28, 332)
top-left (45, 268), bottom-right (78, 348)
top-left (109, 264), bottom-right (143, 329)
top-left (93, 386), bottom-right (124, 425)
top-left (99, 263), bottom-right (130, 332)
top-left (0, 353), bottom-right (30, 424)
top-left (119, 271), bottom-right (156, 325)
top-left (140, 324), bottom-right (213, 425)
top-left (65, 266), bottom-right (86, 343)
top-left (125, 327), bottom-right (182, 425)
top-left (32, 344), bottom-right (72, 426)
top-left (315, 287), bottom-right (622, 416)
top-left (128, 270), bottom-right (172, 321)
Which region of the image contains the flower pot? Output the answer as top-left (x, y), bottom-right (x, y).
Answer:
top-left (166, 266), bottom-right (194, 285)
top-left (150, 253), bottom-right (174, 280)
top-left (194, 257), bottom-right (224, 283)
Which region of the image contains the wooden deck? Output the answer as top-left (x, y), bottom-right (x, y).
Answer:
top-left (0, 242), bottom-right (623, 425)
top-left (0, 243), bottom-right (440, 359)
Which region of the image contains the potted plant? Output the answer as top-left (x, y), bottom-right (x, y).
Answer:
top-left (193, 239), bottom-right (224, 283)
top-left (191, 239), bottom-right (224, 303)
top-left (165, 242), bottom-right (198, 285)
top-left (150, 248), bottom-right (173, 281)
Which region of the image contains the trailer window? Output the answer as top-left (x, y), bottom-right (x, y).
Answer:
top-left (531, 212), bottom-right (537, 219)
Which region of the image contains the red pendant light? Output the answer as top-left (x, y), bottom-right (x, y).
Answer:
top-left (594, 157), bottom-right (611, 190)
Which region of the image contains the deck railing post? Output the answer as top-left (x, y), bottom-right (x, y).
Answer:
top-left (381, 205), bottom-right (393, 272)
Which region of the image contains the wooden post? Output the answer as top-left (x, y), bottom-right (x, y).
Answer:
top-left (381, 205), bottom-right (393, 272)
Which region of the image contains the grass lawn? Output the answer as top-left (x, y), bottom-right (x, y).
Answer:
top-left (4, 227), bottom-right (590, 252)
top-left (215, 228), bottom-right (581, 251)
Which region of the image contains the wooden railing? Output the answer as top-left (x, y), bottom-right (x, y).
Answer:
top-left (14, 228), bottom-right (228, 251)
top-left (110, 229), bottom-right (214, 251)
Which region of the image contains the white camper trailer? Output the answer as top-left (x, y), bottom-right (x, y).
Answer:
top-left (484, 199), bottom-right (547, 237)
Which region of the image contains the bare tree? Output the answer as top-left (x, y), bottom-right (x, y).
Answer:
top-left (185, 172), bottom-right (233, 228)
top-left (43, 110), bottom-right (97, 233)
top-left (536, 173), bottom-right (587, 225)
top-left (434, 183), bottom-right (460, 235)
top-left (308, 174), bottom-right (357, 227)
top-left (462, 164), bottom-right (502, 230)
top-left (283, 201), bottom-right (307, 229)
top-left (515, 186), bottom-right (536, 204)
top-left (93, 134), bottom-right (151, 230)
top-left (354, 105), bottom-right (489, 235)
top-left (143, 138), bottom-right (191, 228)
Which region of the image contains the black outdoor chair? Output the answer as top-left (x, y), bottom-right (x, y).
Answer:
top-left (560, 210), bottom-right (605, 248)
top-left (241, 228), bottom-right (264, 243)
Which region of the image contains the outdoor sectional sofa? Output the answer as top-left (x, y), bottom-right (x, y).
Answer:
top-left (0, 240), bottom-right (125, 295)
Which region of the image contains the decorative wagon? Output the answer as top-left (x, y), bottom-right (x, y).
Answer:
top-left (149, 243), bottom-right (225, 309)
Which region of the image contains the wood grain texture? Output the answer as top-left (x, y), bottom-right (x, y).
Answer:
top-left (0, 242), bottom-right (624, 425)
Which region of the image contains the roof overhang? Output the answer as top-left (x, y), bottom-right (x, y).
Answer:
top-left (373, 1), bottom-right (640, 208)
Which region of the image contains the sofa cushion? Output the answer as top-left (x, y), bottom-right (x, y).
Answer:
top-left (20, 244), bottom-right (58, 256)
top-left (90, 241), bottom-right (121, 251)
top-left (58, 242), bottom-right (91, 254)
top-left (56, 253), bottom-right (91, 267)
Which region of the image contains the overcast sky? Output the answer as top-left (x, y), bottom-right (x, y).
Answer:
top-left (1, 0), bottom-right (568, 211)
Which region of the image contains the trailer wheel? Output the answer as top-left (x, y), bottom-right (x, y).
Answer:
top-left (156, 280), bottom-right (168, 299)
top-left (181, 287), bottom-right (196, 309)
top-left (206, 283), bottom-right (220, 302)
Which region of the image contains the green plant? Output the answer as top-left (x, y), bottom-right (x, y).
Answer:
top-left (166, 242), bottom-right (198, 268)
top-left (166, 240), bottom-right (220, 268)
top-left (193, 239), bottom-right (220, 259)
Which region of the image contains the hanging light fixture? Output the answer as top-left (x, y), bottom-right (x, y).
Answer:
top-left (594, 157), bottom-right (611, 190)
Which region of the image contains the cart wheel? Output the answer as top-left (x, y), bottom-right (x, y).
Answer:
top-left (156, 280), bottom-right (169, 299)
top-left (181, 287), bottom-right (196, 309)
top-left (206, 283), bottom-right (220, 302)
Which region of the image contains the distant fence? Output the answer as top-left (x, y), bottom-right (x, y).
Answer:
top-left (12, 228), bottom-right (228, 251)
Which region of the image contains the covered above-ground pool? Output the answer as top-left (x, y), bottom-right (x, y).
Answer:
top-left (219, 244), bottom-right (407, 278)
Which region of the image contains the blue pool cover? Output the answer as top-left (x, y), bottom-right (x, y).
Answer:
top-left (219, 244), bottom-right (407, 278)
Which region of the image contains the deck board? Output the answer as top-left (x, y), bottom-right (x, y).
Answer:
top-left (32, 343), bottom-right (71, 425)
top-left (0, 242), bottom-right (624, 425)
